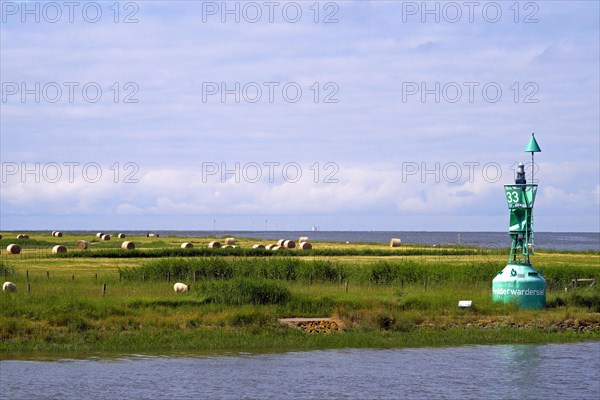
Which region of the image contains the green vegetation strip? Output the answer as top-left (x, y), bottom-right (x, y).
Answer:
top-left (46, 247), bottom-right (496, 258)
top-left (119, 257), bottom-right (600, 288)
top-left (1, 278), bottom-right (598, 354)
top-left (1, 236), bottom-right (599, 356)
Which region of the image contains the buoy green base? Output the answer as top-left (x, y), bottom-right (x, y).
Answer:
top-left (492, 263), bottom-right (546, 309)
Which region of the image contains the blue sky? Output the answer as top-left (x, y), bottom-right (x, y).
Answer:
top-left (1, 0), bottom-right (598, 232)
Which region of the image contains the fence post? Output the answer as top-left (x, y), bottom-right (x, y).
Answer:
top-left (26, 270), bottom-right (29, 281)
top-left (102, 283), bottom-right (107, 297)
top-left (345, 280), bottom-right (348, 293)
top-left (46, 271), bottom-right (50, 279)
top-left (27, 283), bottom-right (31, 295)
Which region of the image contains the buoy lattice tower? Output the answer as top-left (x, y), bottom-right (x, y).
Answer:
top-left (492, 133), bottom-right (546, 309)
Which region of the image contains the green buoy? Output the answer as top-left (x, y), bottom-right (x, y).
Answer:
top-left (492, 133), bottom-right (546, 309)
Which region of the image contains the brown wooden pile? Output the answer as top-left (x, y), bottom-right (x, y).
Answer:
top-left (279, 318), bottom-right (343, 334)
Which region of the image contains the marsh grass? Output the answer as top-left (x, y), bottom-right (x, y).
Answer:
top-left (119, 257), bottom-right (348, 283)
top-left (1, 274), bottom-right (599, 353)
top-left (197, 278), bottom-right (291, 305)
top-left (546, 287), bottom-right (600, 312)
top-left (119, 257), bottom-right (600, 289)
top-left (49, 247), bottom-right (498, 259)
top-left (0, 260), bottom-right (15, 278)
top-left (1, 233), bottom-right (599, 354)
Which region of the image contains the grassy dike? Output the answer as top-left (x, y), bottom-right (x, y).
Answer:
top-left (1, 232), bottom-right (599, 356)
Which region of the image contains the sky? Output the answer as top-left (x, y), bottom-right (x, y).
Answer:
top-left (0, 0), bottom-right (598, 232)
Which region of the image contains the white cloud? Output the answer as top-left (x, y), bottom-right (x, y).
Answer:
top-left (1, 1), bottom-right (598, 231)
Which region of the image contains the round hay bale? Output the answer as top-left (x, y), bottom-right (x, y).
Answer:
top-left (51, 231), bottom-right (56, 236)
top-left (298, 236), bottom-right (309, 243)
top-left (271, 245), bottom-right (281, 251)
top-left (0, 234), bottom-right (3, 240)
top-left (252, 244), bottom-right (265, 249)
top-left (147, 232), bottom-right (159, 237)
top-left (118, 233), bottom-right (126, 239)
top-left (283, 240), bottom-right (296, 249)
top-left (121, 241), bottom-right (135, 250)
top-left (96, 232), bottom-right (104, 238)
top-left (16, 234), bottom-right (29, 239)
top-left (2, 282), bottom-right (17, 293)
top-left (277, 239), bottom-right (286, 247)
top-left (181, 242), bottom-right (194, 249)
top-left (265, 244), bottom-right (276, 250)
top-left (390, 238), bottom-right (401, 248)
top-left (101, 234), bottom-right (111, 241)
top-left (224, 237), bottom-right (236, 245)
top-left (76, 240), bottom-right (89, 250)
top-left (208, 241), bottom-right (221, 248)
top-left (7, 244), bottom-right (21, 254)
top-left (53, 231), bottom-right (63, 237)
top-left (223, 245), bottom-right (237, 249)
top-left (300, 242), bottom-right (313, 250)
top-left (52, 245), bottom-right (67, 254)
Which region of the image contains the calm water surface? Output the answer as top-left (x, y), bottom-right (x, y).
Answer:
top-left (1, 342), bottom-right (599, 399)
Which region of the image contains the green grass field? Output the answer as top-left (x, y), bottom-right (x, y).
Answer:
top-left (1, 232), bottom-right (598, 355)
